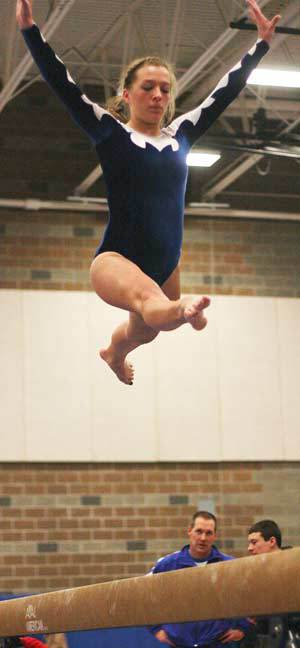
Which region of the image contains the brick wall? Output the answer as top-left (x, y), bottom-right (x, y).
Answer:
top-left (0, 462), bottom-right (299, 593)
top-left (0, 209), bottom-right (299, 296)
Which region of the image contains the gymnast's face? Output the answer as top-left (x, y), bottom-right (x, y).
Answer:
top-left (123, 65), bottom-right (171, 128)
top-left (188, 516), bottom-right (217, 560)
top-left (247, 532), bottom-right (278, 555)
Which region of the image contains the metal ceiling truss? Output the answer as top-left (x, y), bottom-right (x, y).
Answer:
top-left (122, 15), bottom-right (134, 68)
top-left (0, 0), bottom-right (78, 114)
top-left (132, 11), bottom-right (149, 53)
top-left (3, 0), bottom-right (19, 86)
top-left (63, 46), bottom-right (117, 92)
top-left (167, 0), bottom-right (185, 63)
top-left (100, 49), bottom-right (113, 103)
top-left (74, 0), bottom-right (146, 88)
top-left (0, 196), bottom-right (299, 223)
top-left (215, 0), bottom-right (230, 27)
top-left (222, 97), bottom-right (299, 119)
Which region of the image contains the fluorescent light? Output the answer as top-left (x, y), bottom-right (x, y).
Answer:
top-left (67, 196), bottom-right (107, 203)
top-left (186, 152), bottom-right (221, 167)
top-left (188, 202), bottom-right (230, 209)
top-left (248, 68), bottom-right (300, 88)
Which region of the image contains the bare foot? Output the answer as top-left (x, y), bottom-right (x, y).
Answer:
top-left (183, 295), bottom-right (210, 331)
top-left (99, 348), bottom-right (134, 385)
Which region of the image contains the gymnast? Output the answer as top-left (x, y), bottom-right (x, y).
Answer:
top-left (16, 0), bottom-right (280, 385)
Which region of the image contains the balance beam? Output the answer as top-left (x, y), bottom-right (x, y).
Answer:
top-left (0, 549), bottom-right (299, 636)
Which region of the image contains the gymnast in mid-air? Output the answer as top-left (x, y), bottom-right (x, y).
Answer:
top-left (17, 0), bottom-right (280, 385)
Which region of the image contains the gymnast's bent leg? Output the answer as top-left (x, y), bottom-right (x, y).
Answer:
top-left (99, 267), bottom-right (183, 384)
top-left (99, 312), bottom-right (158, 384)
top-left (90, 252), bottom-right (210, 332)
top-left (90, 254), bottom-right (209, 384)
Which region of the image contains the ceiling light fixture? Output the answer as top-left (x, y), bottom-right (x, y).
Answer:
top-left (186, 152), bottom-right (221, 167)
top-left (248, 68), bottom-right (300, 88)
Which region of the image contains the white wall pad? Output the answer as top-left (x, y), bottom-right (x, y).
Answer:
top-left (215, 296), bottom-right (283, 460)
top-left (277, 298), bottom-right (300, 460)
top-left (156, 307), bottom-right (221, 461)
top-left (0, 290), bottom-right (25, 460)
top-left (23, 290), bottom-right (92, 461)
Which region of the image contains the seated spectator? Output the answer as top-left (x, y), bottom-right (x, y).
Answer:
top-left (246, 519), bottom-right (296, 648)
top-left (247, 520), bottom-right (282, 555)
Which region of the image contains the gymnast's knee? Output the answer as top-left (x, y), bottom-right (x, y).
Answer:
top-left (141, 329), bottom-right (159, 344)
top-left (127, 323), bottom-right (158, 345)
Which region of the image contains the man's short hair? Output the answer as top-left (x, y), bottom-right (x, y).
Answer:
top-left (248, 519), bottom-right (282, 547)
top-left (191, 510), bottom-right (217, 530)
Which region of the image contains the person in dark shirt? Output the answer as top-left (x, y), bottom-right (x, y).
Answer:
top-left (17, 0), bottom-right (280, 385)
top-left (246, 520), bottom-right (297, 648)
top-left (248, 520), bottom-right (282, 556)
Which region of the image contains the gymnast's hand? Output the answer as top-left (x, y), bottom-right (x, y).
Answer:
top-left (247, 0), bottom-right (281, 43)
top-left (16, 0), bottom-right (34, 30)
top-left (154, 630), bottom-right (176, 646)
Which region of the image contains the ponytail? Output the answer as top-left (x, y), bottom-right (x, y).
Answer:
top-left (105, 95), bottom-right (128, 124)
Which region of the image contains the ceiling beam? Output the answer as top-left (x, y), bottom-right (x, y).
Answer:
top-left (215, 0), bottom-right (229, 27)
top-left (122, 15), bottom-right (134, 68)
top-left (1, 197), bottom-right (299, 222)
top-left (203, 154), bottom-right (264, 201)
top-left (73, 166), bottom-right (103, 198)
top-left (167, 0), bottom-right (185, 62)
top-left (64, 47), bottom-right (116, 92)
top-left (132, 11), bottom-right (149, 53)
top-left (3, 0), bottom-right (19, 85)
top-left (0, 0), bottom-right (78, 114)
top-left (160, 2), bottom-right (168, 58)
top-left (100, 49), bottom-right (112, 103)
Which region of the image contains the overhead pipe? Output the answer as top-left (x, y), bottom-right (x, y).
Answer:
top-left (0, 197), bottom-right (299, 222)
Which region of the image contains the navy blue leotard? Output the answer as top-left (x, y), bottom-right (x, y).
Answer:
top-left (23, 26), bottom-right (269, 285)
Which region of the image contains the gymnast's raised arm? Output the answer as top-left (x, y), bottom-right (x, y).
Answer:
top-left (16, 0), bottom-right (115, 144)
top-left (167, 0), bottom-right (281, 147)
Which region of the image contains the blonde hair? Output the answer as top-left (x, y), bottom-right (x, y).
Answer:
top-left (106, 56), bottom-right (177, 126)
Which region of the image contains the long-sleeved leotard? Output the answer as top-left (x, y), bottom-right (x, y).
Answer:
top-left (22, 25), bottom-right (269, 285)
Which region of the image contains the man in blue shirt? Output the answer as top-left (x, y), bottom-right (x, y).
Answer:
top-left (149, 510), bottom-right (249, 648)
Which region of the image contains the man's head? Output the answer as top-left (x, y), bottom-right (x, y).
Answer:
top-left (188, 510), bottom-right (217, 560)
top-left (247, 519), bottom-right (282, 555)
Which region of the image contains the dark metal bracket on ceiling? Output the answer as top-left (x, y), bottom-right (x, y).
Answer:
top-left (201, 132), bottom-right (300, 159)
top-left (230, 19), bottom-right (300, 35)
